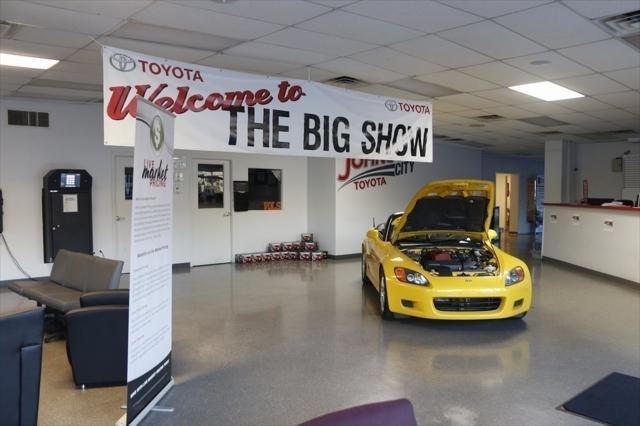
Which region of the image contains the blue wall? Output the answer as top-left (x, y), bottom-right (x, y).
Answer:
top-left (481, 153), bottom-right (544, 234)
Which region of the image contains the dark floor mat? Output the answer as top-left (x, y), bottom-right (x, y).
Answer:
top-left (560, 372), bottom-right (640, 426)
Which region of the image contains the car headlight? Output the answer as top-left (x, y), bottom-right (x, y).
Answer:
top-left (394, 267), bottom-right (429, 286)
top-left (505, 266), bottom-right (525, 286)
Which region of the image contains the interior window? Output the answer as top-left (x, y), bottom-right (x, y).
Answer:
top-left (248, 168), bottom-right (282, 210)
top-left (198, 164), bottom-right (224, 209)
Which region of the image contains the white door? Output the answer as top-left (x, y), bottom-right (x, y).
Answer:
top-left (114, 156), bottom-right (134, 272)
top-left (192, 159), bottom-right (232, 266)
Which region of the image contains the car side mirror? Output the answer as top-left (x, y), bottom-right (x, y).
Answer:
top-left (487, 229), bottom-right (498, 242)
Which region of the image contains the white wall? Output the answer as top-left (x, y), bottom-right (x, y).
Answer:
top-left (0, 97), bottom-right (307, 281)
top-left (307, 158), bottom-right (336, 254)
top-left (544, 139), bottom-right (564, 203)
top-left (333, 143), bottom-right (483, 255)
top-left (574, 141), bottom-right (639, 200)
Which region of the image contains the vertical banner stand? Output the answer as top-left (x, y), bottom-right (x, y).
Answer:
top-left (116, 96), bottom-right (176, 426)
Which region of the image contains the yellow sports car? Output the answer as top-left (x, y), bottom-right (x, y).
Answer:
top-left (362, 179), bottom-right (531, 320)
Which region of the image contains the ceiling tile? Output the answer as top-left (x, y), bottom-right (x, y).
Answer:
top-left (259, 27), bottom-right (376, 56)
top-left (0, 1), bottom-right (122, 34)
top-left (496, 3), bottom-right (610, 49)
top-left (562, 0), bottom-right (640, 19)
top-left (30, 0), bottom-right (152, 18)
top-left (350, 47), bottom-right (446, 76)
top-left (356, 84), bottom-right (428, 100)
top-left (386, 78), bottom-right (460, 97)
top-left (612, 117), bottom-right (640, 130)
top-left (99, 37), bottom-right (215, 63)
top-left (391, 35), bottom-right (492, 68)
top-left (439, 21), bottom-right (546, 60)
top-left (444, 1), bottom-right (552, 18)
top-left (344, 1), bottom-right (482, 32)
top-left (110, 22), bottom-right (241, 52)
top-left (459, 61), bottom-right (540, 86)
top-left (65, 48), bottom-right (101, 64)
top-left (519, 102), bottom-right (575, 115)
top-left (586, 108), bottom-right (638, 122)
top-left (278, 66), bottom-right (341, 82)
top-left (473, 88), bottom-right (542, 105)
top-left (225, 42), bottom-right (332, 66)
top-left (308, 1), bottom-right (359, 8)
top-left (0, 66), bottom-right (45, 80)
top-left (47, 60), bottom-right (101, 75)
top-left (505, 51), bottom-right (592, 79)
top-left (604, 68), bottom-right (640, 90)
top-left (9, 26), bottom-right (92, 49)
top-left (593, 91), bottom-right (640, 108)
top-left (482, 105), bottom-right (538, 119)
top-left (552, 111), bottom-right (606, 124)
top-left (453, 109), bottom-right (492, 118)
top-left (313, 57), bottom-right (405, 83)
top-left (554, 73), bottom-right (629, 95)
top-left (558, 39), bottom-right (640, 72)
top-left (0, 38), bottom-right (76, 60)
top-left (197, 54), bottom-right (300, 75)
top-left (434, 93), bottom-right (502, 109)
top-left (166, 0), bottom-right (331, 25)
top-left (417, 70), bottom-right (498, 91)
top-left (131, 2), bottom-right (283, 40)
top-left (432, 100), bottom-right (471, 113)
top-left (296, 10), bottom-right (423, 45)
top-left (38, 70), bottom-right (101, 85)
top-left (555, 96), bottom-right (615, 111)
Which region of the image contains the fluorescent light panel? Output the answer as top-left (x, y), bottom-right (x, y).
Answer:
top-left (508, 81), bottom-right (584, 101)
top-left (0, 53), bottom-right (59, 69)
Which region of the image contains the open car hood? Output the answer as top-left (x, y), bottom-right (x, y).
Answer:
top-left (391, 179), bottom-right (495, 242)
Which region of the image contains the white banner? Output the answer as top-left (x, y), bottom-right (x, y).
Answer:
top-left (126, 96), bottom-right (174, 425)
top-left (103, 46), bottom-right (433, 162)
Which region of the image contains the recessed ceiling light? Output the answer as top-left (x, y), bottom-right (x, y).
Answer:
top-left (508, 81), bottom-right (584, 102)
top-left (0, 52), bottom-right (59, 69)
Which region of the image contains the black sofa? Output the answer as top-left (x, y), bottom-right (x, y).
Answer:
top-left (65, 290), bottom-right (129, 388)
top-left (9, 249), bottom-right (124, 313)
top-left (0, 308), bottom-right (45, 426)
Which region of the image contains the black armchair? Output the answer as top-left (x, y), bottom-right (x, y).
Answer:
top-left (0, 308), bottom-right (45, 426)
top-left (65, 289), bottom-right (128, 388)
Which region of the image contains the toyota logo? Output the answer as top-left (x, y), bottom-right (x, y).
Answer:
top-left (109, 53), bottom-right (136, 72)
top-left (385, 99), bottom-right (398, 112)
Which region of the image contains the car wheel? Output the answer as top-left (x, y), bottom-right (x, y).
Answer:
top-left (361, 251), bottom-right (371, 286)
top-left (379, 273), bottom-right (394, 320)
top-left (512, 311), bottom-right (527, 319)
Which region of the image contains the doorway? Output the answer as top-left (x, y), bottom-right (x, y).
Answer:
top-left (495, 173), bottom-right (520, 234)
top-left (192, 159), bottom-right (232, 266)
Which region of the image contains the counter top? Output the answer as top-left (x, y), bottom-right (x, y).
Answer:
top-left (543, 203), bottom-right (640, 213)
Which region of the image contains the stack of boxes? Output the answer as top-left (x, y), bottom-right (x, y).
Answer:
top-left (235, 233), bottom-right (328, 263)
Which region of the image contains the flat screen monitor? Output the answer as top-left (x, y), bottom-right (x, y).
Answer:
top-left (60, 172), bottom-right (81, 188)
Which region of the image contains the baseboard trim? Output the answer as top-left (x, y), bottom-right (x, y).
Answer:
top-left (327, 253), bottom-right (359, 260)
top-left (542, 257), bottom-right (639, 287)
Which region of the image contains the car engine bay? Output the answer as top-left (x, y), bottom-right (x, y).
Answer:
top-left (401, 246), bottom-right (499, 277)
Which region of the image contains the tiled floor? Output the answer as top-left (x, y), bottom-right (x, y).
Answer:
top-left (2, 235), bottom-right (639, 426)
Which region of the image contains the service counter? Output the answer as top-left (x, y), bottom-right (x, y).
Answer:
top-left (542, 203), bottom-right (640, 284)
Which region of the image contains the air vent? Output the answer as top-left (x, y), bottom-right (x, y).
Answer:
top-left (8, 110), bottom-right (49, 127)
top-left (518, 116), bottom-right (569, 127)
top-left (434, 134), bottom-right (449, 138)
top-left (446, 138), bottom-right (465, 142)
top-left (325, 76), bottom-right (368, 88)
top-left (536, 130), bottom-right (563, 135)
top-left (598, 10), bottom-right (640, 37)
top-left (475, 114), bottom-right (504, 121)
top-left (0, 20), bottom-right (18, 37)
top-left (578, 131), bottom-right (639, 141)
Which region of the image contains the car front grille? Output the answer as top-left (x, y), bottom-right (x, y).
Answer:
top-left (433, 297), bottom-right (501, 312)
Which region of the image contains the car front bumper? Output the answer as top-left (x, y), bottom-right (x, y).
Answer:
top-left (386, 277), bottom-right (532, 320)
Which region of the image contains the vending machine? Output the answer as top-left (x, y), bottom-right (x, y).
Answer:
top-left (42, 169), bottom-right (93, 263)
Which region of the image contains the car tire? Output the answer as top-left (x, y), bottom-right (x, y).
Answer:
top-left (512, 311), bottom-right (527, 319)
top-left (379, 272), bottom-right (394, 320)
top-left (361, 251), bottom-right (371, 286)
